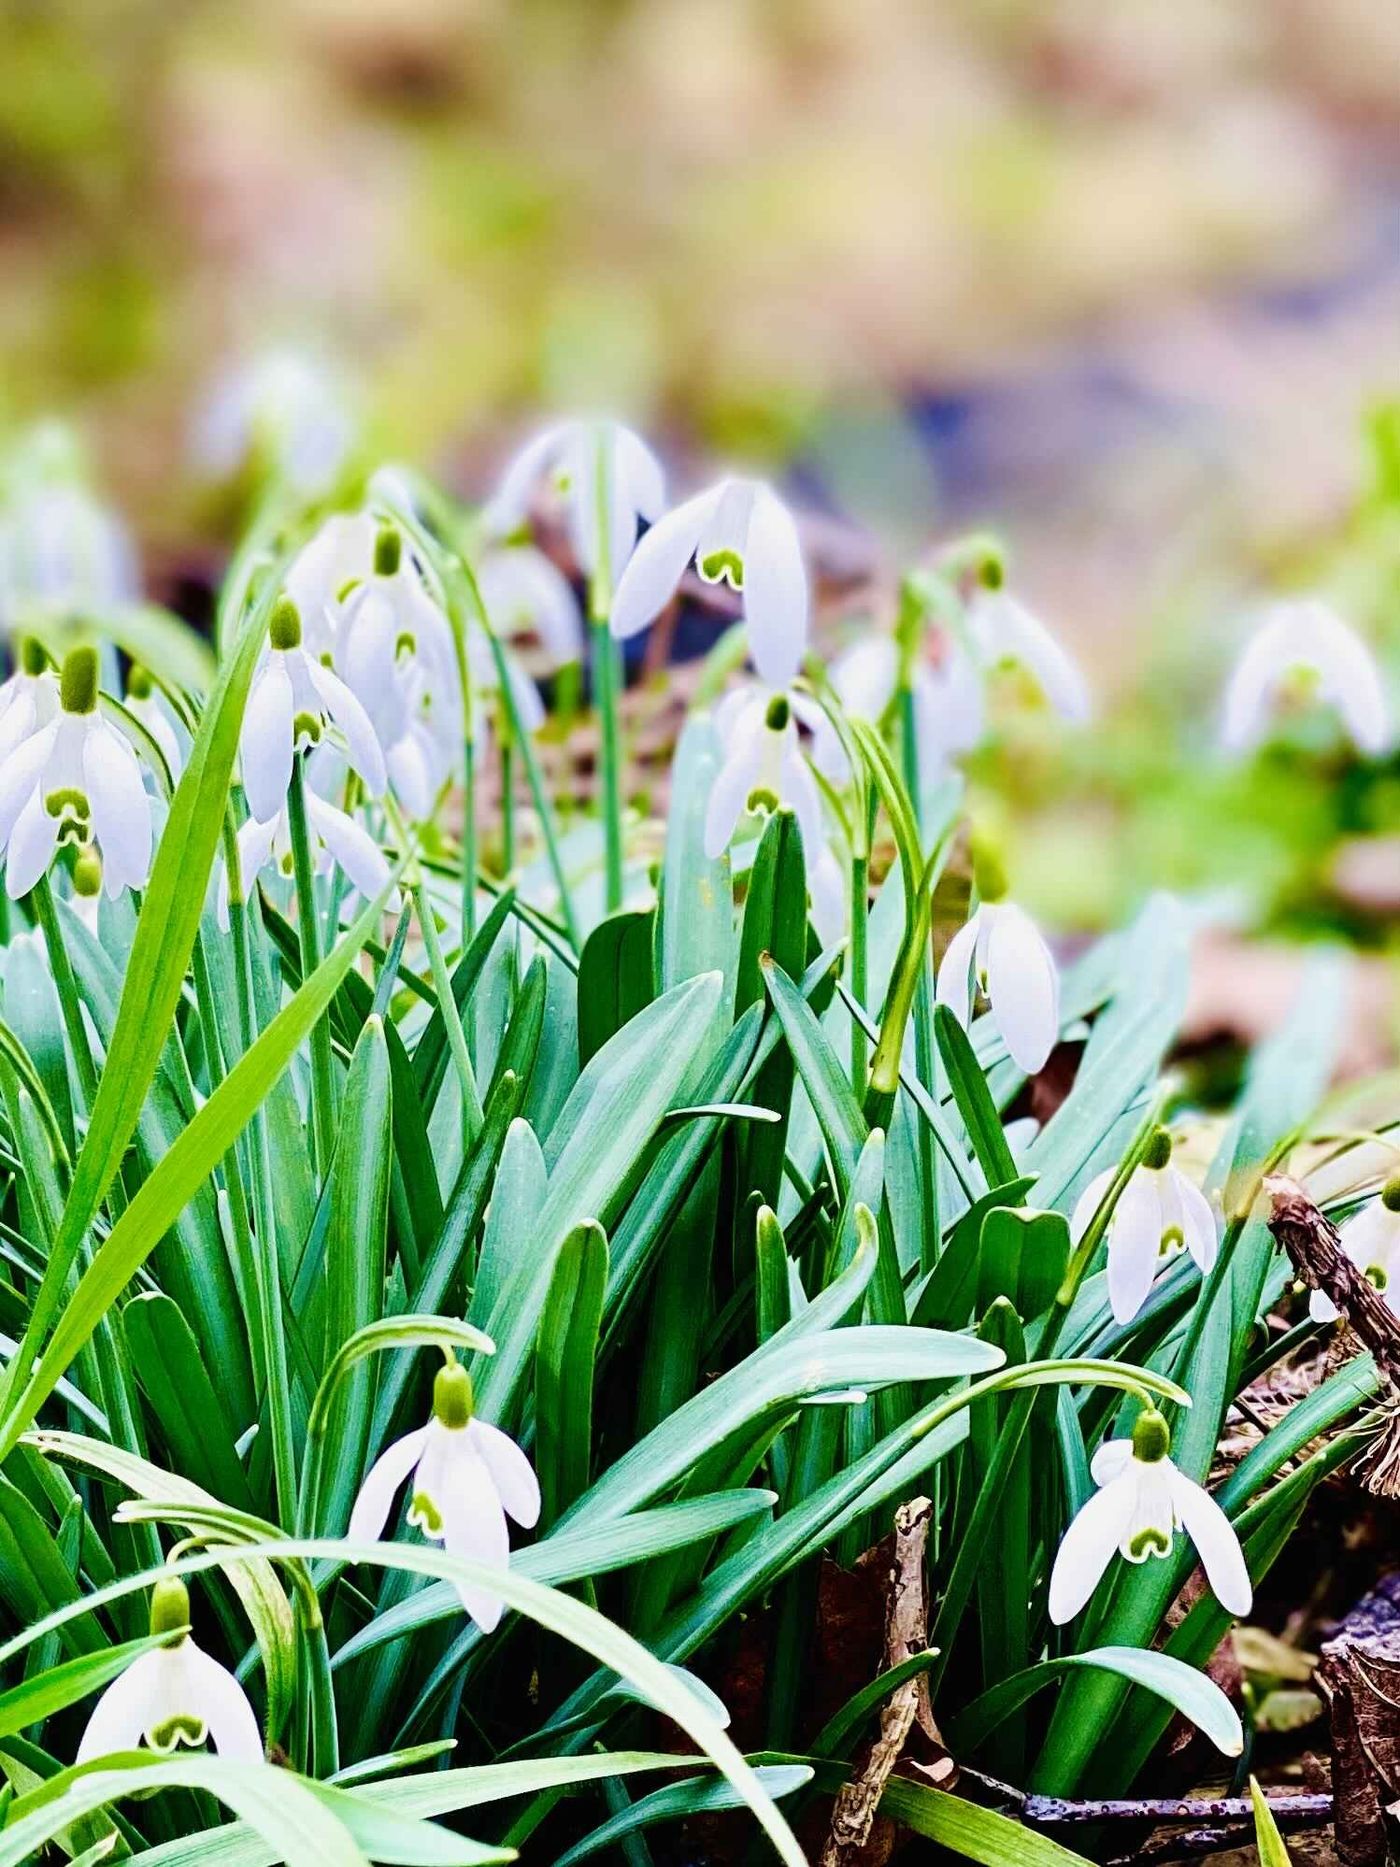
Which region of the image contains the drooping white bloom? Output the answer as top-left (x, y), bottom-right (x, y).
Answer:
top-left (192, 349), bottom-right (356, 497)
top-left (0, 647), bottom-right (152, 900)
top-left (0, 640), bottom-right (59, 764)
top-left (240, 596), bottom-right (385, 824)
top-left (612, 477), bottom-right (808, 688)
top-left (811, 633), bottom-right (984, 781)
top-left (219, 783), bottom-right (395, 928)
top-left (0, 424), bottom-right (138, 635)
top-left (1310, 1189), bottom-right (1400, 1324)
top-left (1221, 599), bottom-right (1390, 757)
top-left (936, 895), bottom-right (1059, 1076)
top-left (283, 512), bottom-right (379, 660)
top-left (125, 665), bottom-right (184, 784)
top-left (1048, 1410), bottom-right (1251, 1626)
top-left (1071, 1132), bottom-right (1219, 1325)
top-left (965, 587), bottom-right (1090, 724)
top-left (483, 420), bottom-right (665, 593)
top-left (477, 545), bottom-right (584, 668)
top-left (337, 527), bottom-right (460, 761)
top-left (77, 1575), bottom-right (262, 1766)
top-left (348, 1357), bottom-right (540, 1633)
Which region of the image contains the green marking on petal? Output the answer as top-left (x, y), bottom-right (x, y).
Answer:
top-left (45, 786), bottom-right (89, 823)
top-left (745, 785), bottom-right (779, 817)
top-left (148, 1712), bottom-right (207, 1751)
top-left (292, 710), bottom-right (324, 746)
top-left (699, 547), bottom-right (744, 590)
top-left (1127, 1524), bottom-right (1172, 1561)
top-left (1159, 1225), bottom-right (1184, 1258)
top-left (409, 1489), bottom-right (444, 1536)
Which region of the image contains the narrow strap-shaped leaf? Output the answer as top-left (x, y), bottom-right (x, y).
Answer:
top-left (934, 1002), bottom-right (1017, 1188)
top-left (535, 1221), bottom-right (608, 1525)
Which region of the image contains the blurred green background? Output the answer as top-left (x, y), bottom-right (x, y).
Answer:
top-left (6, 0), bottom-right (1400, 1016)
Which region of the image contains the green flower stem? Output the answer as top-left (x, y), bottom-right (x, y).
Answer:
top-left (849, 850), bottom-right (869, 1094)
top-left (224, 825), bottom-right (299, 1531)
top-left (461, 724), bottom-right (478, 948)
top-left (411, 876), bottom-right (484, 1147)
top-left (590, 428), bottom-right (625, 913)
top-left (191, 929), bottom-right (262, 1333)
top-left (285, 754), bottom-right (336, 1181)
top-left (500, 714), bottom-right (517, 876)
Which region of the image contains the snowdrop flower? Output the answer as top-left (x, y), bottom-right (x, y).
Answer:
top-left (483, 419), bottom-right (665, 595)
top-left (219, 782), bottom-right (395, 927)
top-left (348, 1355), bottom-right (539, 1632)
top-left (965, 586), bottom-right (1090, 724)
top-left (477, 545), bottom-right (584, 668)
top-left (0, 647), bottom-right (152, 900)
top-left (613, 477), bottom-right (808, 688)
top-left (1072, 1130), bottom-right (1219, 1325)
top-left (77, 1574), bottom-right (262, 1765)
top-left (283, 512), bottom-right (379, 660)
top-left (1221, 599), bottom-right (1389, 756)
top-left (125, 665), bottom-right (184, 784)
top-left (0, 638), bottom-right (58, 763)
top-left (703, 686), bottom-right (843, 940)
top-left (811, 633), bottom-right (984, 781)
top-left (0, 425), bottom-right (138, 635)
top-left (1309, 1182), bottom-right (1400, 1324)
top-left (338, 526), bottom-right (460, 757)
top-left (936, 845), bottom-right (1059, 1075)
top-left (193, 349), bottom-right (356, 498)
top-left (1048, 1408), bottom-right (1251, 1625)
top-left (240, 596), bottom-right (385, 824)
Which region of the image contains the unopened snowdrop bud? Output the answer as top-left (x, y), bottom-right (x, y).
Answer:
top-left (612, 476), bottom-right (808, 687)
top-left (1048, 1410), bottom-right (1251, 1628)
top-left (1071, 1131), bottom-right (1219, 1325)
top-left (965, 586), bottom-right (1090, 724)
top-left (1310, 1178), bottom-right (1400, 1324)
top-left (936, 859), bottom-right (1059, 1075)
top-left (483, 419), bottom-right (665, 593)
top-left (347, 1350), bottom-right (540, 1631)
top-left (1221, 599), bottom-right (1389, 757)
top-left (76, 1573), bottom-right (262, 1765)
top-left (240, 594), bottom-right (386, 824)
top-left (0, 645), bottom-right (153, 899)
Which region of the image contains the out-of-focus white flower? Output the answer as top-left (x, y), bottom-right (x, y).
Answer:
top-left (338, 526), bottom-right (460, 758)
top-left (466, 625), bottom-right (545, 748)
top-left (192, 349), bottom-right (357, 497)
top-left (0, 647), bottom-right (152, 900)
top-left (811, 633), bottom-right (984, 780)
top-left (77, 1574), bottom-right (262, 1765)
top-left (125, 665), bottom-right (184, 784)
top-left (1048, 1409), bottom-right (1251, 1627)
top-left (1310, 1186), bottom-right (1400, 1324)
top-left (0, 639), bottom-right (59, 763)
top-left (1221, 599), bottom-right (1389, 756)
top-left (1071, 1131), bottom-right (1219, 1325)
top-left (240, 596), bottom-right (385, 824)
top-left (348, 1355), bottom-right (540, 1632)
top-left (965, 587), bottom-right (1090, 724)
top-left (613, 477), bottom-right (807, 688)
top-left (483, 420), bottom-right (665, 594)
top-left (703, 685), bottom-right (843, 940)
top-left (283, 512), bottom-right (379, 660)
top-left (477, 546), bottom-right (584, 668)
top-left (220, 770), bottom-right (395, 928)
top-left (936, 851), bottom-right (1059, 1075)
top-left (0, 425), bottom-right (138, 635)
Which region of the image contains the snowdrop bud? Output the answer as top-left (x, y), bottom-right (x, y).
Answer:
top-left (268, 597), bottom-right (302, 653)
top-left (60, 646), bottom-right (98, 715)
top-left (19, 637), bottom-right (48, 678)
top-left (433, 1358), bottom-right (474, 1429)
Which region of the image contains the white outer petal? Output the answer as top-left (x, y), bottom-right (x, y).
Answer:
top-left (703, 713), bottom-right (766, 859)
top-left (467, 1419), bottom-right (542, 1528)
top-left (241, 660), bottom-right (294, 823)
top-left (437, 1438), bottom-right (512, 1630)
top-left (347, 1424), bottom-right (430, 1542)
top-left (615, 424), bottom-right (666, 524)
top-left (84, 721), bottom-right (153, 893)
top-left (482, 424), bottom-right (566, 539)
top-left (1106, 1166), bottom-right (1166, 1326)
top-left (1166, 1466), bottom-right (1252, 1616)
top-left (831, 637), bottom-right (898, 724)
top-left (1089, 1437), bottom-right (1135, 1486)
top-left (610, 487), bottom-right (722, 640)
top-left (180, 1641), bottom-right (264, 1761)
top-left (1069, 1168), bottom-right (1115, 1246)
top-left (1315, 610), bottom-right (1391, 754)
top-left (0, 720), bottom-right (58, 849)
top-left (935, 913), bottom-right (981, 1029)
top-left (304, 794), bottom-right (394, 906)
top-left (306, 657), bottom-right (387, 798)
top-left (6, 788), bottom-right (58, 900)
top-left (985, 901), bottom-right (1059, 1074)
top-left (1047, 1472), bottom-right (1137, 1624)
top-left (741, 486), bottom-right (808, 688)
top-left (972, 591), bottom-right (1090, 723)
top-left (76, 1651), bottom-right (163, 1762)
top-left (1171, 1166), bottom-right (1220, 1275)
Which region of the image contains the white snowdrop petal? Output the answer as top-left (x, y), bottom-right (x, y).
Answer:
top-left (304, 794), bottom-right (393, 904)
top-left (76, 1651), bottom-right (164, 1763)
top-left (1088, 1437), bottom-right (1135, 1487)
top-left (468, 1419), bottom-right (542, 1528)
top-left (1320, 617), bottom-right (1391, 755)
top-left (439, 1442), bottom-right (512, 1631)
top-left (741, 487), bottom-right (808, 688)
top-left (1048, 1475), bottom-right (1137, 1624)
top-left (84, 723), bottom-right (152, 892)
top-left (1309, 1288), bottom-right (1341, 1324)
top-left (1106, 1167), bottom-right (1166, 1326)
top-left (306, 659), bottom-right (387, 798)
top-left (340, 589), bottom-right (407, 748)
top-left (241, 661), bottom-right (295, 823)
top-left (616, 425), bottom-right (666, 524)
top-left (985, 902), bottom-right (1060, 1075)
top-left (832, 638), bottom-right (898, 725)
top-left (181, 1642), bottom-right (264, 1762)
top-left (1069, 1169), bottom-right (1116, 1246)
top-left (387, 732), bottom-right (435, 823)
top-left (610, 487), bottom-right (722, 640)
top-left (0, 720), bottom-right (58, 849)
top-left (482, 425), bottom-right (566, 540)
top-left (703, 715), bottom-right (766, 859)
top-left (1167, 1468), bottom-right (1252, 1616)
top-left (5, 789), bottom-right (59, 900)
top-left (1172, 1168), bottom-right (1220, 1275)
top-left (934, 914), bottom-right (981, 1029)
top-left (347, 1425), bottom-right (430, 1543)
top-left (808, 843), bottom-right (846, 947)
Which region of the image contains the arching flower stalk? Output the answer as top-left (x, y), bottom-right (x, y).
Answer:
top-left (1072, 1128), bottom-right (1220, 1324)
top-left (348, 1354), bottom-right (540, 1632)
top-left (77, 1574), bottom-right (262, 1765)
